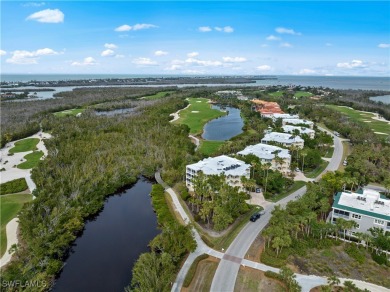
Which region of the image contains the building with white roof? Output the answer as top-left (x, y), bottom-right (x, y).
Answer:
top-left (282, 118), bottom-right (314, 129)
top-left (331, 188), bottom-right (390, 235)
top-left (282, 125), bottom-right (315, 139)
top-left (271, 113), bottom-right (299, 122)
top-left (186, 155), bottom-right (250, 192)
top-left (237, 143), bottom-right (291, 174)
top-left (261, 132), bottom-right (304, 149)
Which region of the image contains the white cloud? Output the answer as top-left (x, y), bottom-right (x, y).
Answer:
top-left (187, 52), bottom-right (199, 58)
top-left (182, 69), bottom-right (205, 74)
top-left (101, 49), bottom-right (115, 57)
top-left (185, 58), bottom-right (223, 67)
top-left (132, 57), bottom-right (157, 66)
top-left (26, 8), bottom-right (64, 23)
top-left (215, 26), bottom-right (234, 33)
top-left (104, 43), bottom-right (117, 49)
top-left (298, 68), bottom-right (316, 74)
top-left (22, 2), bottom-right (45, 7)
top-left (275, 27), bottom-right (301, 35)
top-left (71, 57), bottom-right (97, 66)
top-left (6, 48), bottom-right (59, 64)
top-left (115, 23), bottom-right (157, 32)
top-left (165, 64), bottom-right (182, 71)
top-left (256, 65), bottom-right (272, 71)
top-left (378, 43), bottom-right (390, 48)
top-left (266, 35), bottom-right (281, 41)
top-left (222, 56), bottom-right (247, 63)
top-left (280, 42), bottom-right (293, 48)
top-left (198, 26), bottom-right (212, 32)
top-left (115, 54), bottom-right (125, 58)
top-left (337, 59), bottom-right (366, 69)
top-left (0, 50), bottom-right (7, 56)
top-left (154, 50), bottom-right (168, 56)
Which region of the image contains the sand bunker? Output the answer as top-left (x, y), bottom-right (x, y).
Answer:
top-left (191, 111), bottom-right (199, 113)
top-left (374, 132), bottom-right (388, 135)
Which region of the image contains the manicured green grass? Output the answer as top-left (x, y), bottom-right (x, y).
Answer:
top-left (17, 151), bottom-right (44, 169)
top-left (268, 91), bottom-right (284, 97)
top-left (304, 160), bottom-right (328, 178)
top-left (327, 105), bottom-right (390, 135)
top-left (1, 194), bottom-right (32, 257)
top-left (9, 138), bottom-right (39, 154)
top-left (0, 178), bottom-right (28, 195)
top-left (199, 140), bottom-right (225, 156)
top-left (143, 91), bottom-right (173, 100)
top-left (53, 108), bottom-right (85, 117)
top-left (322, 146), bottom-right (334, 158)
top-left (267, 181), bottom-right (306, 202)
top-left (294, 91), bottom-right (313, 98)
top-left (175, 98), bottom-right (226, 135)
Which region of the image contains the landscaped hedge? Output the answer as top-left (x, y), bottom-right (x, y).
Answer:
top-left (183, 254), bottom-right (209, 287)
top-left (0, 178), bottom-right (28, 195)
top-left (150, 184), bottom-right (176, 226)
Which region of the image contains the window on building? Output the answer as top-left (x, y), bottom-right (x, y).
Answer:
top-left (374, 219), bottom-right (385, 225)
top-left (352, 214), bottom-right (362, 220)
top-left (354, 224), bottom-right (360, 229)
top-left (334, 209), bottom-right (350, 217)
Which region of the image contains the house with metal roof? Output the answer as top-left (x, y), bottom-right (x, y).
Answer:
top-left (237, 143), bottom-right (291, 174)
top-left (330, 188), bottom-right (390, 235)
top-left (261, 132), bottom-right (304, 149)
top-left (282, 118), bottom-right (314, 129)
top-left (186, 155), bottom-right (250, 192)
top-left (282, 125), bottom-right (315, 139)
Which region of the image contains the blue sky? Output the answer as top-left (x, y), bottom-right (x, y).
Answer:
top-left (1, 1), bottom-right (389, 76)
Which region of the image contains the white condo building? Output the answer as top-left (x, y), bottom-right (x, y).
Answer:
top-left (282, 125), bottom-right (315, 139)
top-left (271, 113), bottom-right (300, 121)
top-left (237, 143), bottom-right (291, 174)
top-left (282, 118), bottom-right (314, 129)
top-left (261, 132), bottom-right (304, 149)
top-left (186, 155), bottom-right (250, 192)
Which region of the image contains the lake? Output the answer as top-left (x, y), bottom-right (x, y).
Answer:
top-left (52, 178), bottom-right (159, 292)
top-left (202, 105), bottom-right (244, 141)
top-left (370, 95), bottom-right (390, 105)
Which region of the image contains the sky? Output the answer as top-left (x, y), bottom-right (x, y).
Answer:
top-left (1, 1), bottom-right (390, 76)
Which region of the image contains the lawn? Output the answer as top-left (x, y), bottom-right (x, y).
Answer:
top-left (17, 151), bottom-right (44, 169)
top-left (268, 91), bottom-right (285, 97)
top-left (294, 91), bottom-right (314, 98)
top-left (234, 267), bottom-right (285, 292)
top-left (183, 256), bottom-right (219, 292)
top-left (1, 193), bottom-right (32, 257)
top-left (198, 140), bottom-right (225, 156)
top-left (304, 160), bottom-right (328, 178)
top-left (53, 108), bottom-right (85, 117)
top-left (142, 91), bottom-right (173, 100)
top-left (9, 138), bottom-right (39, 154)
top-left (174, 98), bottom-right (226, 135)
top-left (267, 181), bottom-right (306, 202)
top-left (327, 105), bottom-right (390, 135)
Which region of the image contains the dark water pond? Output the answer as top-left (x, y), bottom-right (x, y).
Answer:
top-left (202, 105), bottom-right (244, 141)
top-left (52, 178), bottom-right (159, 292)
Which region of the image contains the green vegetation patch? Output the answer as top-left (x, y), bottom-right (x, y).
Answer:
top-left (268, 91), bottom-right (285, 97)
top-left (294, 91), bottom-right (314, 98)
top-left (198, 140), bottom-right (225, 156)
top-left (304, 160), bottom-right (328, 178)
top-left (0, 178), bottom-right (28, 195)
top-left (327, 105), bottom-right (390, 135)
top-left (175, 98), bottom-right (226, 135)
top-left (1, 194), bottom-right (32, 257)
top-left (267, 181), bottom-right (306, 202)
top-left (143, 91), bottom-right (173, 100)
top-left (9, 138), bottom-right (39, 153)
top-left (183, 254), bottom-right (209, 287)
top-left (53, 108), bottom-right (85, 117)
top-left (17, 151), bottom-right (44, 169)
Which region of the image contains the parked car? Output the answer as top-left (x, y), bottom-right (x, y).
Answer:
top-left (295, 167), bottom-right (300, 172)
top-left (250, 212), bottom-right (261, 222)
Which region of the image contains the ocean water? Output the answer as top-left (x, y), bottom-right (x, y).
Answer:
top-left (370, 95), bottom-right (390, 104)
top-left (1, 74), bottom-right (390, 91)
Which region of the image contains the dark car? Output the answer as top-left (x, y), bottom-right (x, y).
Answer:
top-left (250, 212), bottom-right (261, 222)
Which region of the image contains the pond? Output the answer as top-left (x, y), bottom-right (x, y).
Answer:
top-left (370, 95), bottom-right (390, 105)
top-left (52, 178), bottom-right (159, 292)
top-left (202, 105), bottom-right (244, 141)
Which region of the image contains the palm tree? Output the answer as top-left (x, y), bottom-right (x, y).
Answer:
top-left (274, 154), bottom-right (285, 172)
top-left (327, 275), bottom-right (341, 287)
top-left (300, 149), bottom-right (308, 173)
top-left (263, 162), bottom-right (272, 196)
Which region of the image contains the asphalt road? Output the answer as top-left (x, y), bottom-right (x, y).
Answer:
top-left (210, 131), bottom-right (344, 292)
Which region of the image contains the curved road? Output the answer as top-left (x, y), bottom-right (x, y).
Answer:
top-left (210, 129), bottom-right (344, 292)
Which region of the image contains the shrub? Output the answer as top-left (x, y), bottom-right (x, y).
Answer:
top-left (371, 252), bottom-right (389, 266)
top-left (183, 254), bottom-right (209, 287)
top-left (260, 250), bottom-right (287, 267)
top-left (345, 244), bottom-right (365, 264)
top-left (0, 178), bottom-right (28, 195)
top-left (200, 234), bottom-right (214, 248)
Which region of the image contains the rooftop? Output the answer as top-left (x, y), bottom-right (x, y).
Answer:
top-left (282, 125), bottom-right (315, 135)
top-left (237, 143), bottom-right (291, 159)
top-left (272, 113), bottom-right (299, 120)
top-left (262, 132), bottom-right (304, 144)
top-left (251, 99), bottom-right (284, 115)
top-left (333, 189), bottom-right (390, 221)
top-left (283, 118), bottom-right (314, 126)
top-left (187, 155), bottom-right (250, 176)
